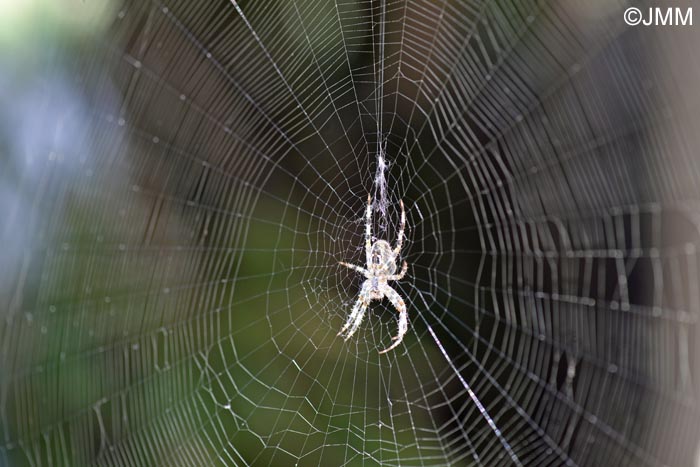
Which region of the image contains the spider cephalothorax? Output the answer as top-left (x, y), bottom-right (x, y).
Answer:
top-left (338, 194), bottom-right (408, 353)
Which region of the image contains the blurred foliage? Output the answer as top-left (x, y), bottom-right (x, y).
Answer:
top-left (0, 0), bottom-right (120, 55)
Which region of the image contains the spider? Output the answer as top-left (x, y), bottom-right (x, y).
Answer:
top-left (338, 194), bottom-right (408, 354)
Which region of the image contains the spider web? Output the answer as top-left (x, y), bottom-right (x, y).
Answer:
top-left (2, 0), bottom-right (700, 465)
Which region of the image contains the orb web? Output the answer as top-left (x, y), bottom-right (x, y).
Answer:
top-left (2, 1), bottom-right (700, 466)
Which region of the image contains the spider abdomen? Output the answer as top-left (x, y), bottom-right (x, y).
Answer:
top-left (370, 240), bottom-right (397, 275)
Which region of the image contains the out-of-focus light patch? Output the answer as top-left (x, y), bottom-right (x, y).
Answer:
top-left (0, 0), bottom-right (119, 50)
top-left (568, 0), bottom-right (619, 21)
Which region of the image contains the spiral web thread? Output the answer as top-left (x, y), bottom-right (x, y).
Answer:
top-left (2, 0), bottom-right (700, 466)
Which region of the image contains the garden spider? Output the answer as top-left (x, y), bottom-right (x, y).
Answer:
top-left (338, 194), bottom-right (408, 354)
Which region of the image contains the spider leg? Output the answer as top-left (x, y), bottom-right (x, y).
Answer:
top-left (365, 194), bottom-right (373, 269)
top-left (386, 261), bottom-right (408, 281)
top-left (378, 285), bottom-right (408, 354)
top-left (338, 261), bottom-right (369, 276)
top-left (338, 281), bottom-right (370, 339)
top-left (393, 199), bottom-right (405, 256)
top-left (345, 297), bottom-right (370, 340)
